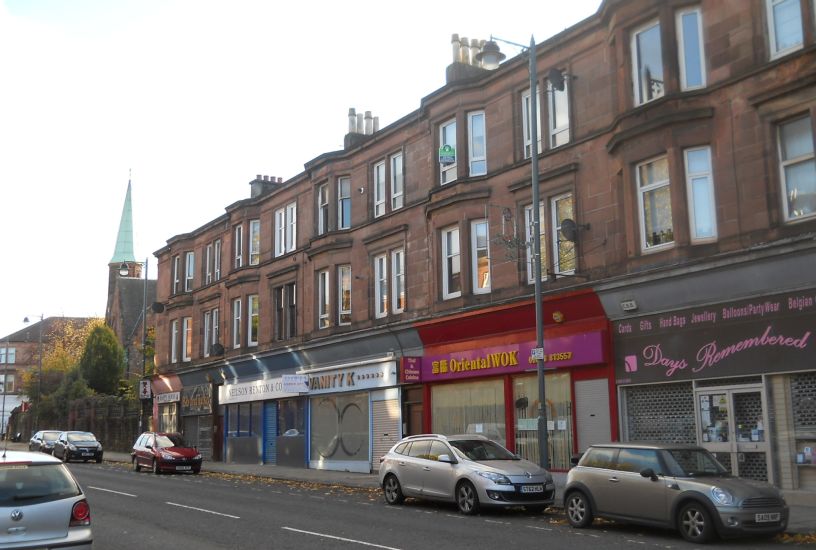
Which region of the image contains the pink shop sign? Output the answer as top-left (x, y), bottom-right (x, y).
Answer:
top-left (419, 332), bottom-right (604, 382)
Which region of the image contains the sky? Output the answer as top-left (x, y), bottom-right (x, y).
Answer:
top-left (0, 0), bottom-right (601, 339)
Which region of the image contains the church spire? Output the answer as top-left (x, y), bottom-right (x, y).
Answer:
top-left (110, 171), bottom-right (136, 265)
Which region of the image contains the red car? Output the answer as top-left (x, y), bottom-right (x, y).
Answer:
top-left (131, 432), bottom-right (202, 474)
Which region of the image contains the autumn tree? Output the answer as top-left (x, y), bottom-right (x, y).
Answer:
top-left (78, 325), bottom-right (124, 395)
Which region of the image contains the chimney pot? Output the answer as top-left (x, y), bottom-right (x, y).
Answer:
top-left (451, 33), bottom-right (461, 64)
top-left (364, 111), bottom-right (373, 135)
top-left (348, 107), bottom-right (357, 133)
top-left (460, 36), bottom-right (470, 64)
top-left (373, 116), bottom-right (380, 132)
top-left (256, 174), bottom-right (262, 180)
top-left (356, 113), bottom-right (364, 135)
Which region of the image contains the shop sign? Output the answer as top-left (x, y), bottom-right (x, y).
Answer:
top-left (218, 377), bottom-right (299, 405)
top-left (156, 391), bottom-right (180, 404)
top-left (181, 384), bottom-right (212, 416)
top-left (613, 290), bottom-right (815, 385)
top-left (400, 357), bottom-right (421, 383)
top-left (282, 374), bottom-right (309, 393)
top-left (419, 332), bottom-right (604, 382)
top-left (306, 361), bottom-right (396, 395)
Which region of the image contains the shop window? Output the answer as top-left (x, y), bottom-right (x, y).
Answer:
top-left (432, 379), bottom-right (506, 448)
top-left (310, 392), bottom-right (370, 462)
top-left (513, 371), bottom-right (573, 469)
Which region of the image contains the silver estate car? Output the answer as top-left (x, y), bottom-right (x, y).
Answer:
top-left (0, 449), bottom-right (92, 548)
top-left (564, 442), bottom-right (788, 543)
top-left (379, 434), bottom-right (555, 515)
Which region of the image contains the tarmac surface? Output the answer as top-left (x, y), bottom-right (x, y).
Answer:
top-left (4, 441), bottom-right (814, 535)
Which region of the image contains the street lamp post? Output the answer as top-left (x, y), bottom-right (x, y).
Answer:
top-left (119, 258), bottom-right (149, 431)
top-left (23, 315), bottom-right (44, 433)
top-left (478, 35), bottom-right (549, 469)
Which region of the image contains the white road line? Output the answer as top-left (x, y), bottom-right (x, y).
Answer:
top-left (166, 502), bottom-right (240, 519)
top-left (484, 519), bottom-right (510, 525)
top-left (87, 486), bottom-right (137, 497)
top-left (625, 540), bottom-right (646, 545)
top-left (445, 514), bottom-right (465, 519)
top-left (282, 527), bottom-right (402, 550)
top-left (526, 525), bottom-right (552, 531)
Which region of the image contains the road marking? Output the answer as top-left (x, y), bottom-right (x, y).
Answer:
top-left (625, 540), bottom-right (645, 545)
top-left (166, 502), bottom-right (240, 519)
top-left (282, 527), bottom-right (401, 549)
top-left (87, 486), bottom-right (137, 497)
top-left (445, 514), bottom-right (465, 519)
top-left (484, 519), bottom-right (510, 525)
top-left (526, 525), bottom-right (552, 531)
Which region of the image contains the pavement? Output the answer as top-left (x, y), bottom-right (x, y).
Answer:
top-left (4, 442), bottom-right (814, 535)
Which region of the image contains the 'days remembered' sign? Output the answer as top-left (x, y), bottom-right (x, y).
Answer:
top-left (614, 290), bottom-right (816, 385)
top-left (419, 332), bottom-right (604, 382)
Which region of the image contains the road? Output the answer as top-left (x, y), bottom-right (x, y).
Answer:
top-left (68, 462), bottom-right (788, 549)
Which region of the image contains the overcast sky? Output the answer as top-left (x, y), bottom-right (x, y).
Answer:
top-left (0, 0), bottom-right (601, 339)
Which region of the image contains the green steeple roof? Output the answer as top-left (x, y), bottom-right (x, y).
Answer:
top-left (110, 179), bottom-right (136, 264)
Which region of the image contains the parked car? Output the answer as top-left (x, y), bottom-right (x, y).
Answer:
top-left (131, 432), bottom-right (203, 474)
top-left (564, 442), bottom-right (789, 543)
top-left (29, 430), bottom-right (62, 454)
top-left (378, 433), bottom-right (555, 515)
top-left (0, 449), bottom-right (93, 548)
top-left (52, 431), bottom-right (104, 463)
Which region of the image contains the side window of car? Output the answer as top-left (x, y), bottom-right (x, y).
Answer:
top-left (581, 447), bottom-right (618, 469)
top-left (146, 436), bottom-right (155, 448)
top-left (428, 441), bottom-right (450, 461)
top-left (615, 448), bottom-right (663, 474)
top-left (408, 440), bottom-right (432, 460)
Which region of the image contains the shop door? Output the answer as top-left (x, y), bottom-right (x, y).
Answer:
top-left (695, 386), bottom-right (771, 482)
top-left (263, 401), bottom-right (278, 464)
top-left (575, 379), bottom-right (611, 451)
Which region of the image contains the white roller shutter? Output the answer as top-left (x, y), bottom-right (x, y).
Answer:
top-left (372, 399), bottom-right (401, 472)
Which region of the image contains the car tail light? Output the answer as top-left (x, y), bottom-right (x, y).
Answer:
top-left (70, 500), bottom-right (91, 526)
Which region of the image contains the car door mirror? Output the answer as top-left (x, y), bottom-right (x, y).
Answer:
top-left (640, 468), bottom-right (658, 481)
top-left (437, 454), bottom-right (457, 464)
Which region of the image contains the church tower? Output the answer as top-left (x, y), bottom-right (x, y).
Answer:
top-left (107, 177), bottom-right (140, 322)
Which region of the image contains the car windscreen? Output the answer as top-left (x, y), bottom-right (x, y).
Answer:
top-left (67, 433), bottom-right (96, 443)
top-left (449, 439), bottom-right (518, 461)
top-left (155, 434), bottom-right (187, 448)
top-left (664, 448), bottom-right (729, 477)
top-left (0, 464), bottom-right (81, 505)
top-left (42, 432), bottom-right (60, 441)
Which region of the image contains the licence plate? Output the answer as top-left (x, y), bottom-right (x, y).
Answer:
top-left (521, 485), bottom-right (543, 493)
top-left (755, 513), bottom-right (780, 523)
top-left (176, 465), bottom-right (192, 471)
top-left (81, 452), bottom-right (94, 456)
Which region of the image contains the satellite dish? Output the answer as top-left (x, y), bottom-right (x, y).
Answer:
top-left (151, 302), bottom-right (165, 313)
top-left (211, 343), bottom-right (225, 356)
top-left (548, 68), bottom-right (565, 91)
top-left (561, 218), bottom-right (578, 242)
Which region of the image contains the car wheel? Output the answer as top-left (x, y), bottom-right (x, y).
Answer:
top-left (62, 452), bottom-right (70, 463)
top-left (383, 474), bottom-right (405, 505)
top-left (678, 502), bottom-right (714, 543)
top-left (456, 481), bottom-right (480, 515)
top-left (152, 459), bottom-right (161, 475)
top-left (133, 457), bottom-right (141, 472)
top-left (566, 491), bottom-right (594, 528)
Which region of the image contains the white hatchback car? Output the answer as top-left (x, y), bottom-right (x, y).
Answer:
top-left (0, 449), bottom-right (92, 548)
top-left (379, 434), bottom-right (555, 515)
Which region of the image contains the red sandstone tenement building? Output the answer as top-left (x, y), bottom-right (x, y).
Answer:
top-left (147, 0), bottom-right (816, 500)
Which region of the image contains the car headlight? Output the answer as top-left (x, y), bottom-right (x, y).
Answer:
top-left (97, 443), bottom-right (103, 450)
top-left (194, 454), bottom-right (202, 460)
top-left (160, 452), bottom-right (175, 460)
top-left (476, 471), bottom-right (512, 485)
top-left (711, 486), bottom-right (734, 505)
top-left (68, 444), bottom-right (77, 451)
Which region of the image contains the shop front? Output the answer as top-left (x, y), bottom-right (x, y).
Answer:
top-left (412, 290), bottom-right (615, 471)
top-left (218, 377), bottom-right (304, 465)
top-left (151, 374), bottom-right (183, 433)
top-left (613, 288), bottom-right (816, 491)
top-left (303, 358), bottom-right (400, 473)
top-left (180, 384), bottom-right (213, 460)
